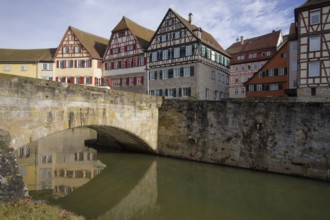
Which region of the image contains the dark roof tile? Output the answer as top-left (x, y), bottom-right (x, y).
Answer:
top-left (0, 48), bottom-right (56, 62)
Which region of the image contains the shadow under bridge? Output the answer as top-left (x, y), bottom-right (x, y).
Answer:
top-left (88, 125), bottom-right (156, 154)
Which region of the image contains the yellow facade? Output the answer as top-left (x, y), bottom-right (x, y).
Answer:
top-left (0, 63), bottom-right (38, 78)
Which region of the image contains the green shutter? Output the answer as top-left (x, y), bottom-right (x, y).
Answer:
top-left (190, 66), bottom-right (194, 76)
top-left (159, 70), bottom-right (163, 79)
top-left (274, 68), bottom-right (278, 76)
top-left (188, 87), bottom-right (191, 96)
top-left (165, 89), bottom-right (168, 96)
top-left (284, 67), bottom-right (288, 75)
top-left (173, 88), bottom-right (176, 97)
top-left (155, 71), bottom-right (158, 80)
top-left (159, 89), bottom-right (163, 96)
top-left (168, 69), bottom-right (173, 78)
top-left (179, 88), bottom-right (182, 97)
top-left (180, 67), bottom-right (184, 77)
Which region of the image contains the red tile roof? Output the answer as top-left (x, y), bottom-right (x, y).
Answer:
top-left (226, 30), bottom-right (281, 55)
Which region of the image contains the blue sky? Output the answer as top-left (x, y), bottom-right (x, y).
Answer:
top-left (0, 0), bottom-right (306, 50)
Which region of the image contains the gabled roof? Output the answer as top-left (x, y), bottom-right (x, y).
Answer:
top-left (55, 26), bottom-right (109, 59)
top-left (294, 0), bottom-right (330, 20)
top-left (169, 9), bottom-right (230, 57)
top-left (226, 30), bottom-right (281, 55)
top-left (0, 48), bottom-right (56, 62)
top-left (288, 23), bottom-right (297, 41)
top-left (112, 16), bottom-right (154, 50)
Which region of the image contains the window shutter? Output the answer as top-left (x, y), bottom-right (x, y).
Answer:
top-left (168, 69), bottom-right (173, 78)
top-left (279, 83), bottom-right (283, 90)
top-left (118, 61), bottom-right (121, 68)
top-left (180, 47), bottom-right (185, 57)
top-left (173, 89), bottom-right (177, 97)
top-left (141, 76), bottom-right (144, 85)
top-left (188, 87), bottom-right (191, 96)
top-left (149, 53), bottom-right (152, 62)
top-left (111, 62), bottom-right (114, 69)
top-left (159, 70), bottom-right (163, 79)
top-left (165, 89), bottom-right (168, 96)
top-left (192, 45), bottom-right (195, 55)
top-left (71, 77), bottom-right (74, 84)
top-left (56, 61), bottom-right (59, 68)
top-left (125, 59), bottom-right (128, 68)
top-left (168, 49), bottom-right (171, 59)
top-left (159, 89), bottom-right (163, 96)
top-left (274, 68), bottom-right (278, 76)
top-left (126, 77), bottom-right (129, 86)
top-left (266, 70), bottom-right (269, 77)
top-left (134, 77), bottom-right (137, 85)
top-left (80, 77), bottom-right (84, 84)
top-left (110, 49), bottom-right (113, 55)
top-left (144, 57), bottom-right (147, 65)
top-left (89, 77), bottom-right (92, 84)
top-left (63, 61), bottom-right (66, 68)
top-left (56, 77), bottom-right (58, 82)
top-left (180, 67), bottom-right (184, 77)
top-left (190, 66), bottom-right (195, 76)
top-left (133, 44), bottom-right (136, 50)
top-left (284, 67), bottom-right (288, 75)
top-left (124, 46), bottom-right (127, 52)
top-left (101, 78), bottom-right (105, 86)
top-left (155, 71), bottom-right (158, 80)
top-left (120, 78), bottom-right (122, 86)
top-left (179, 88), bottom-right (182, 97)
top-left (89, 60), bottom-right (92, 68)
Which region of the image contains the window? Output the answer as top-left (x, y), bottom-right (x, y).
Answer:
top-left (167, 18), bottom-right (174, 26)
top-left (114, 61), bottom-right (118, 69)
top-left (21, 65), bottom-right (28, 71)
top-left (270, 84), bottom-right (279, 91)
top-left (205, 88), bottom-right (209, 99)
top-left (150, 71), bottom-right (157, 80)
top-left (121, 60), bottom-right (126, 68)
top-left (215, 90), bottom-right (219, 100)
top-left (149, 90), bottom-right (155, 96)
top-left (127, 59), bottom-right (132, 68)
top-left (266, 51), bottom-right (271, 56)
top-left (240, 88), bottom-right (245, 94)
top-left (75, 77), bottom-right (80, 84)
top-left (155, 89), bottom-right (162, 96)
top-left (279, 68), bottom-right (285, 75)
top-left (268, 69), bottom-right (274, 76)
top-left (310, 36), bottom-right (321, 51)
top-left (42, 63), bottom-right (53, 71)
top-left (163, 50), bottom-right (168, 60)
top-left (174, 68), bottom-right (180, 78)
top-left (137, 77), bottom-right (142, 85)
top-left (174, 31), bottom-right (181, 39)
top-left (281, 53), bottom-right (288, 58)
top-left (310, 11), bottom-right (320, 25)
top-left (257, 84), bottom-right (262, 91)
top-left (174, 47), bottom-right (180, 58)
top-left (249, 85), bottom-right (255, 92)
top-left (120, 47), bottom-right (125, 53)
top-left (85, 77), bottom-right (91, 84)
top-left (127, 45), bottom-right (133, 51)
top-left (129, 77), bottom-right (134, 85)
top-left (3, 65), bottom-right (10, 71)
top-left (118, 31), bottom-right (125, 37)
top-left (206, 49), bottom-right (211, 59)
top-left (113, 48), bottom-right (118, 54)
top-left (181, 87), bottom-right (191, 97)
top-left (163, 69), bottom-right (168, 79)
top-left (139, 56), bottom-right (144, 66)
top-left (309, 61), bottom-right (320, 77)
top-left (180, 67), bottom-right (188, 77)
top-left (113, 79), bottom-right (121, 87)
top-left (211, 71), bottom-right (216, 80)
top-left (248, 53), bottom-right (256, 59)
top-left (186, 45), bottom-right (192, 56)
top-left (235, 88), bottom-right (238, 94)
top-left (152, 52), bottom-right (157, 62)
top-left (74, 46), bottom-right (81, 53)
top-left (68, 34), bottom-right (75, 41)
top-left (62, 46), bottom-right (69, 54)
top-left (161, 34), bottom-right (167, 42)
top-left (67, 60), bottom-right (73, 68)
top-left (201, 46), bottom-right (206, 57)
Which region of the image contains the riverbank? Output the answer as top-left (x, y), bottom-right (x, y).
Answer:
top-left (0, 198), bottom-right (84, 219)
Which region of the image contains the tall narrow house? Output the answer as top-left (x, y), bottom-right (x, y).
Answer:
top-left (226, 31), bottom-right (283, 98)
top-left (294, 0), bottom-right (330, 98)
top-left (147, 9), bottom-right (230, 100)
top-left (103, 17), bottom-right (154, 93)
top-left (54, 26), bottom-right (108, 86)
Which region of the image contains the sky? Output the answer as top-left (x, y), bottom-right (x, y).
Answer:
top-left (0, 0), bottom-right (306, 50)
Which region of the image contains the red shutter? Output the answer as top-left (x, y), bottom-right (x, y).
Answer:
top-left (80, 77), bottom-right (84, 84)
top-left (133, 44), bottom-right (136, 50)
top-left (133, 77), bottom-right (137, 85)
top-left (118, 61), bottom-right (121, 69)
top-left (90, 76), bottom-right (93, 84)
top-left (56, 61), bottom-right (59, 68)
top-left (141, 76), bottom-right (144, 85)
top-left (56, 77), bottom-right (59, 82)
top-left (126, 77), bottom-right (129, 86)
top-left (124, 46), bottom-right (127, 52)
top-left (89, 60), bottom-right (92, 68)
top-left (63, 61), bottom-right (66, 68)
top-left (119, 78), bottom-right (122, 86)
top-left (110, 49), bottom-right (113, 55)
top-left (71, 77), bottom-right (74, 84)
top-left (109, 78), bottom-right (113, 87)
top-left (111, 62), bottom-right (114, 69)
top-left (94, 77), bottom-right (97, 85)
top-left (101, 78), bottom-right (105, 86)
top-left (125, 59), bottom-right (128, 68)
top-left (144, 57), bottom-right (147, 65)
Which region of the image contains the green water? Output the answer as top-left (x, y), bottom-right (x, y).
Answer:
top-left (17, 128), bottom-right (330, 220)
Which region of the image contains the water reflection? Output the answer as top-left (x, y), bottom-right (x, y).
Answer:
top-left (17, 128), bottom-right (106, 198)
top-left (16, 128), bottom-right (330, 220)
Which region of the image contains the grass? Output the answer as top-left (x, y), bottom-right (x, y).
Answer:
top-left (0, 199), bottom-right (84, 220)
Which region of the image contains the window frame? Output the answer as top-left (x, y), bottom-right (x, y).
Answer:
top-left (310, 10), bottom-right (321, 25)
top-left (309, 36), bottom-right (321, 52)
top-left (308, 61), bottom-right (320, 77)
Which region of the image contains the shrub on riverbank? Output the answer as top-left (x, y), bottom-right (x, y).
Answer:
top-left (0, 199), bottom-right (84, 220)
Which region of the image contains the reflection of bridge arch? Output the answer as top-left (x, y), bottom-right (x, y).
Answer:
top-left (0, 74), bottom-right (162, 153)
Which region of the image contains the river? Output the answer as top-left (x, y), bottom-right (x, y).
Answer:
top-left (16, 127), bottom-right (330, 220)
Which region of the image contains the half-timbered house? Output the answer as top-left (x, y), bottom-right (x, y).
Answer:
top-left (147, 9), bottom-right (230, 100)
top-left (294, 0), bottom-right (330, 98)
top-left (103, 17), bottom-right (154, 93)
top-left (244, 40), bottom-right (289, 97)
top-left (54, 26), bottom-right (108, 86)
top-left (226, 31), bottom-right (283, 98)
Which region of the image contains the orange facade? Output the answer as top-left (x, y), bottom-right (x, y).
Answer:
top-left (245, 42), bottom-right (289, 97)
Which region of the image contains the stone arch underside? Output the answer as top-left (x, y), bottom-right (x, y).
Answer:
top-left (88, 126), bottom-right (155, 153)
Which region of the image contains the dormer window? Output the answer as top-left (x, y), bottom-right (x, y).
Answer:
top-left (118, 31), bottom-right (125, 37)
top-left (310, 11), bottom-right (320, 25)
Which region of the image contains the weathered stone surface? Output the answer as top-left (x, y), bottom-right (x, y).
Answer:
top-left (158, 99), bottom-right (330, 181)
top-left (0, 129), bottom-right (26, 201)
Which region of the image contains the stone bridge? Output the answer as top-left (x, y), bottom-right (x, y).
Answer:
top-left (0, 73), bottom-right (162, 153)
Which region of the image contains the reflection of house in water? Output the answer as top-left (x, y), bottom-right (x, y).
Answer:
top-left (17, 128), bottom-right (106, 198)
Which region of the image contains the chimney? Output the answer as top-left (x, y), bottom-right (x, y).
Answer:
top-left (188, 13), bottom-right (193, 24)
top-left (240, 36), bottom-right (244, 45)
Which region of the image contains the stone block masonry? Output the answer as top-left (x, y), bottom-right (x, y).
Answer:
top-left (158, 98), bottom-right (330, 181)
